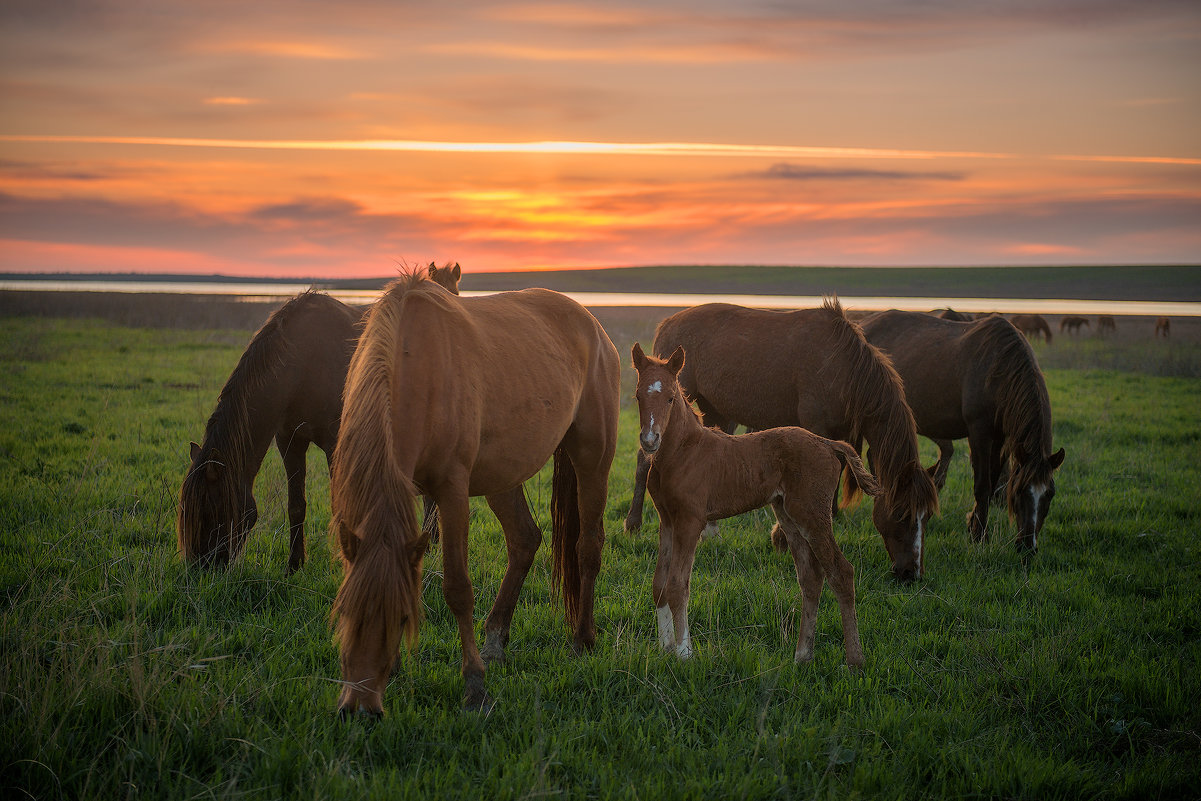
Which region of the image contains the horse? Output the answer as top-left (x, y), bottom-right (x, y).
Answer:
top-left (1097, 315), bottom-right (1117, 334)
top-left (860, 310), bottom-right (1065, 554)
top-left (625, 299), bottom-right (938, 583)
top-left (178, 291), bottom-right (364, 573)
top-left (632, 343), bottom-right (879, 667)
top-left (178, 266), bottom-right (462, 573)
top-left (1010, 314), bottom-right (1052, 343)
top-left (330, 273), bottom-right (620, 717)
top-left (1059, 316), bottom-right (1090, 334)
top-left (1155, 317), bottom-right (1171, 338)
top-left (936, 308), bottom-right (974, 322)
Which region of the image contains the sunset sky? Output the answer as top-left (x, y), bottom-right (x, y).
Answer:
top-left (2, 1), bottom-right (1199, 277)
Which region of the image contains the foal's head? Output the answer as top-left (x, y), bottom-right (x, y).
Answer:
top-left (177, 442), bottom-right (257, 568)
top-left (631, 343), bottom-right (686, 455)
top-left (1008, 444), bottom-right (1066, 554)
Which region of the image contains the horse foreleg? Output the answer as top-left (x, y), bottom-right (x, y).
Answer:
top-left (624, 449), bottom-right (651, 533)
top-left (481, 487), bottom-right (541, 664)
top-left (279, 439), bottom-right (309, 574)
top-left (966, 426), bottom-right (995, 543)
top-left (649, 479), bottom-right (675, 650)
top-left (666, 514), bottom-right (703, 659)
top-left (771, 500), bottom-right (822, 664)
top-left (932, 438), bottom-right (954, 491)
top-left (434, 487), bottom-right (490, 711)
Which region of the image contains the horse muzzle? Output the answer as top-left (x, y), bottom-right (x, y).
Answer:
top-left (639, 431), bottom-right (660, 454)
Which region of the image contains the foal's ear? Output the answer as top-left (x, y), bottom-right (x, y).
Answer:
top-left (631, 342), bottom-right (647, 370)
top-left (190, 441), bottom-right (201, 462)
top-left (1049, 448), bottom-right (1066, 470)
top-left (666, 345), bottom-right (685, 376)
top-left (451, 262), bottom-right (461, 280)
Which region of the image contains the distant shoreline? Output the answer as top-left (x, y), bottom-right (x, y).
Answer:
top-left (3, 264), bottom-right (1200, 302)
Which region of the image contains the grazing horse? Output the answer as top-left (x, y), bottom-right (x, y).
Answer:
top-left (1059, 316), bottom-right (1090, 334)
top-left (1010, 314), bottom-right (1052, 343)
top-left (632, 344), bottom-right (878, 667)
top-left (861, 310), bottom-right (1065, 554)
top-left (178, 268), bottom-right (463, 573)
top-left (1155, 317), bottom-right (1171, 338)
top-left (936, 308), bottom-right (974, 322)
top-left (178, 291), bottom-right (364, 572)
top-left (626, 299), bottom-right (938, 582)
top-left (331, 273), bottom-right (620, 717)
top-left (1097, 315), bottom-right (1117, 334)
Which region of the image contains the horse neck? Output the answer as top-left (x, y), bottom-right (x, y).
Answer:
top-left (986, 328), bottom-right (1053, 461)
top-left (655, 388), bottom-right (713, 463)
top-left (201, 389), bottom-right (276, 488)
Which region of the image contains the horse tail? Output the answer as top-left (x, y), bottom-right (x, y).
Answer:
top-left (838, 432), bottom-right (867, 510)
top-left (550, 443), bottom-right (582, 629)
top-left (829, 439), bottom-right (883, 500)
top-left (329, 280), bottom-right (426, 661)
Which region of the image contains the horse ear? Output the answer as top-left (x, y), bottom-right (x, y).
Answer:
top-left (631, 342), bottom-right (647, 370)
top-left (666, 345), bottom-right (685, 376)
top-left (1049, 448), bottom-right (1065, 470)
top-left (190, 441), bottom-right (201, 462)
top-left (452, 262), bottom-right (461, 280)
top-left (408, 531), bottom-right (431, 570)
top-left (427, 262), bottom-right (437, 278)
top-left (205, 448), bottom-right (225, 482)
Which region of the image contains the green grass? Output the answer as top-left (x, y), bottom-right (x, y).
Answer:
top-left (2, 316), bottom-right (1199, 800)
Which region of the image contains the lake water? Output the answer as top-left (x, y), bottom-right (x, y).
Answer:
top-left (2, 279), bottom-right (1198, 316)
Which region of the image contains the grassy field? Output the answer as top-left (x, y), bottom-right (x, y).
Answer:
top-left (2, 306), bottom-right (1199, 800)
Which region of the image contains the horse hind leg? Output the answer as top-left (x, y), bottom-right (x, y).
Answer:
top-left (279, 437), bottom-right (310, 574)
top-left (932, 439), bottom-right (954, 491)
top-left (481, 486), bottom-right (542, 664)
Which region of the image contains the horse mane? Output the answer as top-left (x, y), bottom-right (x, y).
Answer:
top-left (821, 298), bottom-right (939, 520)
top-left (330, 272), bottom-right (432, 653)
top-left (970, 316), bottom-right (1055, 516)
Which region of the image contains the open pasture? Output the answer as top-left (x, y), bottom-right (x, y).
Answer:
top-left (1, 303), bottom-right (1199, 799)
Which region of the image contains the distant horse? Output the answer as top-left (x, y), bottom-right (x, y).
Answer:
top-left (936, 308), bottom-right (974, 322)
top-left (178, 267), bottom-right (462, 573)
top-left (1010, 314), bottom-right (1052, 343)
top-left (1059, 316), bottom-right (1090, 334)
top-left (1155, 317), bottom-right (1171, 338)
top-left (625, 299), bottom-right (938, 582)
top-left (331, 273), bottom-right (619, 717)
top-left (632, 343), bottom-right (879, 667)
top-left (1097, 315), bottom-right (1117, 334)
top-left (178, 291), bottom-right (364, 573)
top-left (861, 310), bottom-right (1065, 553)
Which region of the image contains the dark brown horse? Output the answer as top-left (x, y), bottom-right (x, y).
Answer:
top-left (331, 273), bottom-right (620, 717)
top-left (1059, 316), bottom-right (1090, 334)
top-left (632, 343), bottom-right (878, 667)
top-left (1155, 317), bottom-right (1171, 338)
top-left (1010, 314), bottom-right (1052, 343)
top-left (178, 291), bottom-right (364, 572)
top-left (861, 310), bottom-right (1065, 553)
top-left (626, 299), bottom-right (938, 582)
top-left (1097, 315), bottom-right (1117, 334)
top-left (936, 308), bottom-right (974, 322)
top-left (178, 267), bottom-right (462, 573)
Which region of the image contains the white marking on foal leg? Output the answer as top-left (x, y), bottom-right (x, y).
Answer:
top-left (656, 605), bottom-right (675, 650)
top-left (701, 521), bottom-right (720, 539)
top-left (675, 608), bottom-right (692, 659)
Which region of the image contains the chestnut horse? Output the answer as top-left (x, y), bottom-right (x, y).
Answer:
top-left (1059, 316), bottom-right (1090, 334)
top-left (626, 299), bottom-right (937, 582)
top-left (178, 265), bottom-right (462, 573)
top-left (1010, 314), bottom-right (1052, 343)
top-left (1097, 315), bottom-right (1117, 334)
top-left (632, 344), bottom-right (879, 667)
top-left (860, 310), bottom-right (1065, 553)
top-left (331, 273), bottom-right (619, 717)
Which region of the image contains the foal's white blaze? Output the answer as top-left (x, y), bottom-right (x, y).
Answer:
top-left (647, 380), bottom-right (662, 395)
top-left (655, 605), bottom-right (674, 650)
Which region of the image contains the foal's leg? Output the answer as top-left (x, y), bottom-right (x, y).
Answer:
top-left (771, 500), bottom-right (823, 663)
top-left (781, 497), bottom-right (863, 668)
top-left (648, 473), bottom-right (676, 650)
top-left (665, 513), bottom-right (704, 659)
top-left (624, 449), bottom-right (651, 534)
top-left (481, 487), bottom-right (542, 664)
top-left (432, 485), bottom-right (490, 710)
top-left (932, 438), bottom-right (954, 491)
top-left (278, 437), bottom-right (310, 574)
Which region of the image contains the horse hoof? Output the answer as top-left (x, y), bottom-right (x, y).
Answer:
top-left (463, 679), bottom-right (495, 713)
top-left (623, 518), bottom-right (641, 534)
top-left (480, 642), bottom-right (507, 665)
top-left (338, 706), bottom-right (382, 722)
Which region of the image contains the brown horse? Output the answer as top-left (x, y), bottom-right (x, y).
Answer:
top-left (626, 299), bottom-right (938, 582)
top-left (178, 291), bottom-right (364, 572)
top-left (936, 308), bottom-right (974, 322)
top-left (861, 310), bottom-right (1065, 553)
top-left (1010, 314), bottom-right (1052, 343)
top-left (1155, 317), bottom-right (1171, 338)
top-left (632, 344), bottom-right (878, 667)
top-left (178, 268), bottom-right (462, 573)
top-left (1059, 316), bottom-right (1090, 334)
top-left (331, 273), bottom-right (620, 717)
top-left (1097, 315), bottom-right (1117, 334)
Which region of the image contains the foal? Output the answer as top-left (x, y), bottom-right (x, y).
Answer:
top-left (632, 344), bottom-right (880, 668)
